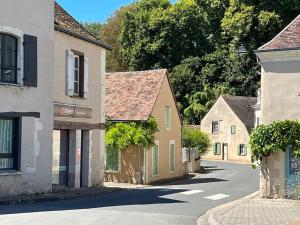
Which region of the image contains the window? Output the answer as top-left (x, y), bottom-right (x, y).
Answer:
top-left (213, 143), bottom-right (221, 155)
top-left (67, 49), bottom-right (89, 98)
top-left (231, 125), bottom-right (236, 134)
top-left (73, 55), bottom-right (80, 96)
top-left (0, 33), bottom-right (18, 83)
top-left (105, 145), bottom-right (119, 172)
top-left (0, 118), bottom-right (20, 171)
top-left (169, 141), bottom-right (175, 172)
top-left (256, 117), bottom-right (260, 127)
top-left (165, 106), bottom-right (171, 129)
top-left (238, 144), bottom-right (247, 156)
top-left (212, 121), bottom-right (219, 133)
top-left (152, 143), bottom-right (159, 176)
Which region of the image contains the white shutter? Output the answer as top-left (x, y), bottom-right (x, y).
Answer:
top-left (84, 56), bottom-right (89, 98)
top-left (66, 49), bottom-right (75, 96)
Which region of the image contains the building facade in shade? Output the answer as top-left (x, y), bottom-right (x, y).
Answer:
top-left (105, 70), bottom-right (182, 184)
top-left (0, 0), bottom-right (54, 196)
top-left (52, 3), bottom-right (110, 188)
top-left (201, 95), bottom-right (256, 164)
top-left (256, 15), bottom-right (300, 199)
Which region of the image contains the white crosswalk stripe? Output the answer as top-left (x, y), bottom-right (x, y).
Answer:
top-left (204, 194), bottom-right (230, 200)
top-left (179, 190), bottom-right (204, 195)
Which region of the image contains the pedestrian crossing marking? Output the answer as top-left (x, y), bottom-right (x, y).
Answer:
top-left (179, 190), bottom-right (204, 195)
top-left (204, 194), bottom-right (229, 200)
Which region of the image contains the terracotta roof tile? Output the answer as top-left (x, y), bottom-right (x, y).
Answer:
top-left (222, 95), bottom-right (256, 133)
top-left (54, 2), bottom-right (111, 50)
top-left (259, 15), bottom-right (300, 51)
top-left (106, 70), bottom-right (167, 121)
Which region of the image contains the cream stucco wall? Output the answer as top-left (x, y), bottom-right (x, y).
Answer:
top-left (0, 0), bottom-right (54, 196)
top-left (201, 97), bottom-right (252, 163)
top-left (147, 76), bottom-right (182, 183)
top-left (54, 31), bottom-right (106, 186)
top-left (258, 50), bottom-right (300, 198)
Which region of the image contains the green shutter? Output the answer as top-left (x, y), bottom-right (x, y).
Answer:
top-left (165, 107), bottom-right (171, 129)
top-left (213, 144), bottom-right (216, 155)
top-left (152, 145), bottom-right (159, 176)
top-left (217, 143), bottom-right (221, 155)
top-left (237, 145), bottom-right (241, 155)
top-left (170, 143), bottom-right (175, 172)
top-left (244, 146), bottom-right (247, 156)
top-left (106, 145), bottom-right (119, 171)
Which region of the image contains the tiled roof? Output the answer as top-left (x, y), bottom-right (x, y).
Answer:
top-left (259, 15), bottom-right (300, 51)
top-left (106, 69), bottom-right (167, 121)
top-left (222, 96), bottom-right (256, 133)
top-left (54, 2), bottom-right (111, 50)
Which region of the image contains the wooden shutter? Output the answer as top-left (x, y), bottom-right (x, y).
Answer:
top-left (237, 145), bottom-right (241, 155)
top-left (66, 49), bottom-right (75, 96)
top-left (165, 107), bottom-right (171, 129)
top-left (213, 144), bottom-right (217, 155)
top-left (170, 142), bottom-right (175, 172)
top-left (84, 56), bottom-right (89, 98)
top-left (152, 145), bottom-right (158, 176)
top-left (217, 143), bottom-right (221, 155)
top-left (23, 34), bottom-right (37, 87)
top-left (244, 145), bottom-right (247, 156)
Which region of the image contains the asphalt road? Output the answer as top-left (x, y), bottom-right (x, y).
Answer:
top-left (0, 160), bottom-right (259, 225)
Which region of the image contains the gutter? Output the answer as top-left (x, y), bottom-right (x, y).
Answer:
top-left (255, 46), bottom-right (300, 53)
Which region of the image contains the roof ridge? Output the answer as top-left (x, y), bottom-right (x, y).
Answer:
top-left (259, 14), bottom-right (300, 50)
top-left (107, 69), bottom-right (167, 75)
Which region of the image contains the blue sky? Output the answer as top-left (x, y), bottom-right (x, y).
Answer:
top-left (56, 0), bottom-right (176, 23)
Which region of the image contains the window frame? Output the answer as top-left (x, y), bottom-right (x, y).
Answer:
top-left (213, 142), bottom-right (221, 155)
top-left (0, 116), bottom-right (21, 172)
top-left (212, 121), bottom-right (219, 134)
top-left (231, 125), bottom-right (236, 134)
top-left (71, 50), bottom-right (85, 98)
top-left (0, 33), bottom-right (18, 84)
top-left (169, 140), bottom-right (175, 173)
top-left (165, 106), bottom-right (171, 130)
top-left (105, 145), bottom-right (121, 173)
top-left (239, 144), bottom-right (247, 156)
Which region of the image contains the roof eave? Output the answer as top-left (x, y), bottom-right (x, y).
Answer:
top-left (54, 25), bottom-right (112, 50)
top-left (255, 46), bottom-right (300, 54)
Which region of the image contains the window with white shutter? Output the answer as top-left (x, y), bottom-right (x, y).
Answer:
top-left (84, 56), bottom-right (89, 98)
top-left (66, 49), bottom-right (75, 96)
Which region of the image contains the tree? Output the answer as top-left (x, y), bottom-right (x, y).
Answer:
top-left (100, 5), bottom-right (135, 72)
top-left (82, 22), bottom-right (102, 38)
top-left (120, 0), bottom-right (212, 70)
top-left (182, 127), bottom-right (210, 156)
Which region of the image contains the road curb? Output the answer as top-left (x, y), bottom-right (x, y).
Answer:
top-left (197, 191), bottom-right (260, 225)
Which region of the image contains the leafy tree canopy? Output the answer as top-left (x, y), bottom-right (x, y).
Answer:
top-left (105, 117), bottom-right (159, 150)
top-left (183, 127), bottom-right (211, 156)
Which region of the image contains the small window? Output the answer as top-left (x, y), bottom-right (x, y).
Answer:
top-left (169, 141), bottom-right (175, 172)
top-left (0, 33), bottom-right (18, 84)
top-left (152, 143), bottom-right (159, 176)
top-left (238, 144), bottom-right (247, 156)
top-left (165, 106), bottom-right (171, 129)
top-left (213, 143), bottom-right (221, 155)
top-left (105, 145), bottom-right (119, 172)
top-left (231, 125), bottom-right (236, 134)
top-left (72, 51), bottom-right (84, 97)
top-left (212, 121), bottom-right (219, 133)
top-left (0, 118), bottom-right (20, 171)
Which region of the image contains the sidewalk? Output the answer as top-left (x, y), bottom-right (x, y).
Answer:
top-left (198, 192), bottom-right (300, 225)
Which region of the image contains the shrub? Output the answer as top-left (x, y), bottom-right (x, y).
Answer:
top-left (183, 127), bottom-right (210, 156)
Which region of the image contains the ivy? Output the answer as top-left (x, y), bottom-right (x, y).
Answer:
top-left (105, 117), bottom-right (159, 150)
top-left (249, 120), bottom-right (300, 159)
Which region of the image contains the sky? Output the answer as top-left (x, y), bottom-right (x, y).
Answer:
top-left (56, 0), bottom-right (176, 23)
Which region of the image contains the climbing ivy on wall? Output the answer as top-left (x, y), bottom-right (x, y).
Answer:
top-left (249, 120), bottom-right (300, 159)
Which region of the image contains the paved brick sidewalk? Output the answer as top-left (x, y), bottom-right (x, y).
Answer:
top-left (198, 192), bottom-right (300, 225)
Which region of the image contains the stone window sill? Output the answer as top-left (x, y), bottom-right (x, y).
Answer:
top-left (0, 170), bottom-right (22, 176)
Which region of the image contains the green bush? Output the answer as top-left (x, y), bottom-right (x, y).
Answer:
top-left (183, 127), bottom-right (210, 156)
top-left (249, 120), bottom-right (300, 159)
